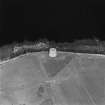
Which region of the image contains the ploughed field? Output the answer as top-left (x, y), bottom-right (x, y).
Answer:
top-left (0, 53), bottom-right (105, 105)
